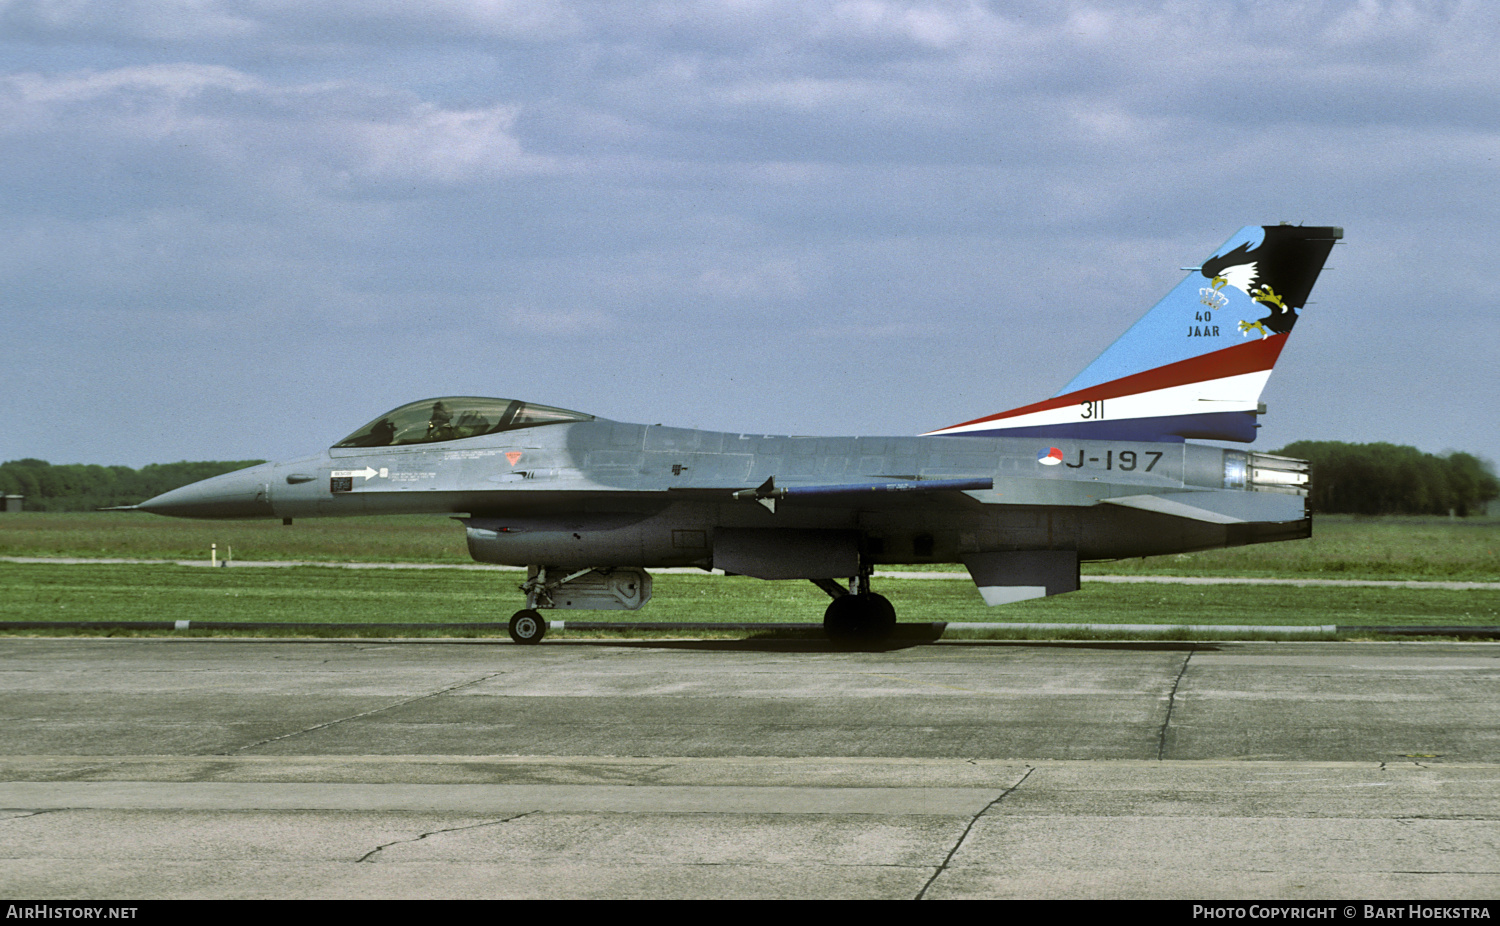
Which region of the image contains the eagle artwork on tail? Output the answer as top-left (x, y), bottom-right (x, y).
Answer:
top-left (1199, 225), bottom-right (1313, 339)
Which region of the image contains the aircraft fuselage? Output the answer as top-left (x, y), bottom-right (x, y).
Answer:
top-left (143, 417), bottom-right (1308, 572)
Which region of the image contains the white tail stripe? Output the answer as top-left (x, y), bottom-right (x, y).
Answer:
top-left (928, 370), bottom-right (1273, 437)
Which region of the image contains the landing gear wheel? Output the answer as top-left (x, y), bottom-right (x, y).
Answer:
top-left (823, 593), bottom-right (896, 643)
top-left (865, 593), bottom-right (897, 636)
top-left (823, 595), bottom-right (861, 641)
top-left (508, 609), bottom-right (547, 644)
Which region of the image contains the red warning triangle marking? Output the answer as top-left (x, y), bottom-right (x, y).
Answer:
top-left (505, 451), bottom-right (522, 466)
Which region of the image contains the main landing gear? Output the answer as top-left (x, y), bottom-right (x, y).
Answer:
top-left (506, 564), bottom-right (896, 644)
top-left (814, 568), bottom-right (897, 643)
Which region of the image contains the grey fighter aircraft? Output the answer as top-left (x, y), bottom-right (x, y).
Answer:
top-left (135, 224), bottom-right (1341, 643)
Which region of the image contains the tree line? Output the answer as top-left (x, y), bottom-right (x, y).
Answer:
top-left (1273, 442), bottom-right (1497, 516)
top-left (2, 441), bottom-right (1496, 516)
top-left (0, 459), bottom-right (264, 512)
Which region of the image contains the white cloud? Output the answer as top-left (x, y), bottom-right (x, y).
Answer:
top-left (0, 0), bottom-right (259, 43)
top-left (0, 65), bottom-right (554, 195)
top-left (2, 64), bottom-right (255, 130)
top-left (695, 259), bottom-right (806, 300)
top-left (0, 0), bottom-right (581, 46)
top-left (4, 0), bottom-right (1500, 466)
top-left (349, 103), bottom-right (549, 185)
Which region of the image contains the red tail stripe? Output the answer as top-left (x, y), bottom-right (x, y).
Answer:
top-left (937, 335), bottom-right (1288, 430)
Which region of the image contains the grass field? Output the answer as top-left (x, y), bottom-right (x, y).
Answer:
top-left (2, 511), bottom-right (1497, 579)
top-left (2, 512), bottom-right (1496, 639)
top-left (1, 560), bottom-right (1493, 627)
top-left (0, 512), bottom-right (466, 564)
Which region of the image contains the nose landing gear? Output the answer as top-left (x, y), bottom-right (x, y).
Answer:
top-left (508, 609), bottom-right (547, 644)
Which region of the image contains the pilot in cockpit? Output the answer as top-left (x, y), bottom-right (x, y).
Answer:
top-left (426, 401), bottom-right (454, 441)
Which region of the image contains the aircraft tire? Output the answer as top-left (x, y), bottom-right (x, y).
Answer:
top-left (864, 593), bottom-right (897, 638)
top-left (823, 595), bottom-right (860, 641)
top-left (823, 593), bottom-right (896, 642)
top-left (508, 609), bottom-right (548, 644)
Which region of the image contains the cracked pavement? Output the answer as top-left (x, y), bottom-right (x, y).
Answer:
top-left (1, 638), bottom-right (1497, 899)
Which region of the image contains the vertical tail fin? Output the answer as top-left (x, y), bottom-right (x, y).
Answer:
top-left (925, 224), bottom-right (1341, 443)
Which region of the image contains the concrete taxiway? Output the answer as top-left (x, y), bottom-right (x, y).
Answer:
top-left (1, 637), bottom-right (1497, 899)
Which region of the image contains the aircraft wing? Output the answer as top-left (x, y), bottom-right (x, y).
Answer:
top-left (718, 475), bottom-right (993, 513)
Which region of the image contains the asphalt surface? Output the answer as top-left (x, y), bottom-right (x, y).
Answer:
top-left (2, 637), bottom-right (1497, 899)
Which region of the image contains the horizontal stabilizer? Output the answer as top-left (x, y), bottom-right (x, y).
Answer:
top-left (1101, 494), bottom-right (1246, 524)
top-left (1101, 490), bottom-right (1306, 524)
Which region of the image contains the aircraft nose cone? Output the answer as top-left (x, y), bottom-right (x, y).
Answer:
top-left (137, 463), bottom-right (276, 519)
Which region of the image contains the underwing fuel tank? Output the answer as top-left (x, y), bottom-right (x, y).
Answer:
top-left (462, 511), bottom-right (711, 570)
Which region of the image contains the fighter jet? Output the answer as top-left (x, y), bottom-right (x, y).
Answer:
top-left (135, 224), bottom-right (1341, 643)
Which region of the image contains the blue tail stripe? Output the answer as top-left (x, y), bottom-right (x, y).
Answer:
top-left (941, 411), bottom-right (1260, 444)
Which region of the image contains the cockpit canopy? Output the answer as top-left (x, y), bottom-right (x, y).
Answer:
top-left (333, 397), bottom-right (594, 449)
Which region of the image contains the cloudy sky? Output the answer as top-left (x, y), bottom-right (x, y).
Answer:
top-left (3, 1), bottom-right (1495, 471)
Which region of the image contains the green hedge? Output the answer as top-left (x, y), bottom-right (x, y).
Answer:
top-left (1275, 441), bottom-right (1498, 516)
top-left (0, 459), bottom-right (265, 512)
